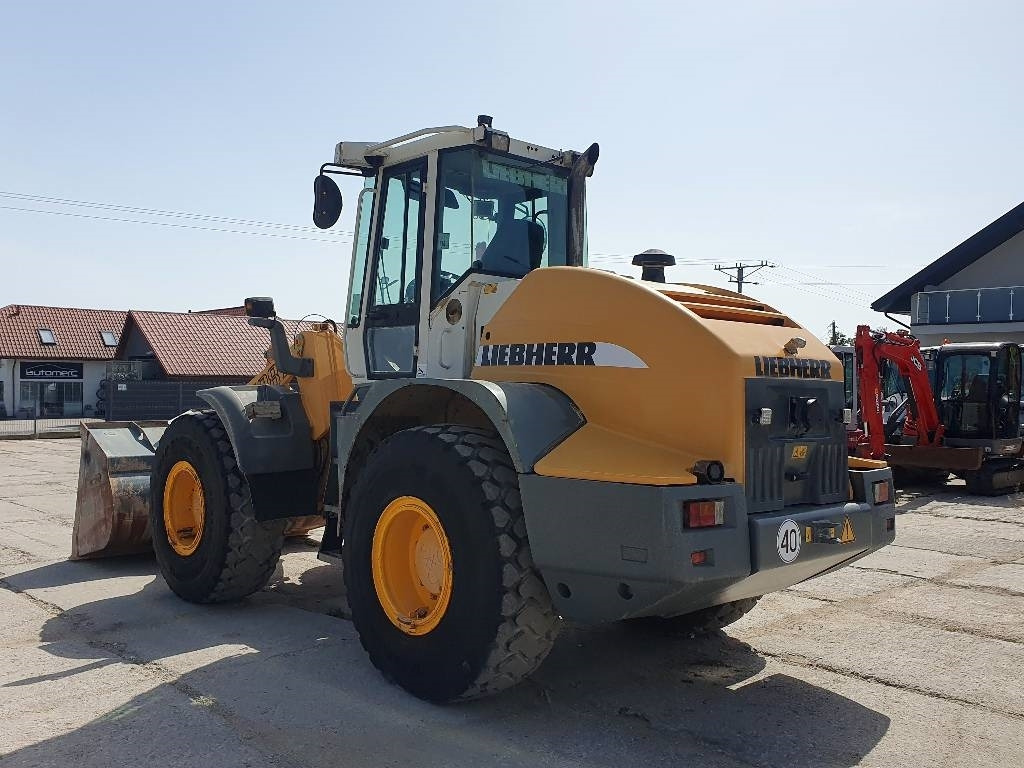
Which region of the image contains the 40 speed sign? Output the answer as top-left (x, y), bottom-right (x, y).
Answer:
top-left (776, 519), bottom-right (801, 563)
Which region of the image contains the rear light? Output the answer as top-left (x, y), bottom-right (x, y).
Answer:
top-left (691, 548), bottom-right (713, 566)
top-left (885, 517), bottom-right (895, 532)
top-left (873, 480), bottom-right (891, 505)
top-left (684, 500), bottom-right (725, 528)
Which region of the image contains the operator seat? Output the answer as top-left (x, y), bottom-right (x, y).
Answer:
top-left (480, 218), bottom-right (545, 277)
top-left (967, 374), bottom-right (989, 402)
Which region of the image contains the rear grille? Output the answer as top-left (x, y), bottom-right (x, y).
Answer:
top-left (660, 288), bottom-right (797, 326)
top-left (744, 377), bottom-right (848, 513)
top-left (814, 443), bottom-right (847, 499)
top-left (746, 445), bottom-right (785, 511)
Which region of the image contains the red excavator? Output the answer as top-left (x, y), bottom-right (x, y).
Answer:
top-left (851, 325), bottom-right (1024, 494)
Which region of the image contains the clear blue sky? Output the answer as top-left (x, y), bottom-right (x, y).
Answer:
top-left (2, 1), bottom-right (1022, 342)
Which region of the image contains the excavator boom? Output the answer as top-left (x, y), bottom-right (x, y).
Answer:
top-left (854, 325), bottom-right (944, 458)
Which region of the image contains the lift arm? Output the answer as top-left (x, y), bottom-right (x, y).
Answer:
top-left (855, 325), bottom-right (945, 459)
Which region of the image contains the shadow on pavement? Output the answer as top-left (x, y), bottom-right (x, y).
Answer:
top-left (1, 556), bottom-right (890, 768)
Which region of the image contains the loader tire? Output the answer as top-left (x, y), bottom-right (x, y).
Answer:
top-left (343, 425), bottom-right (559, 702)
top-left (634, 598), bottom-right (761, 634)
top-left (151, 410), bottom-right (286, 604)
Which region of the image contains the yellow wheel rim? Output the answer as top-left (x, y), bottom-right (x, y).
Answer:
top-left (162, 460), bottom-right (206, 557)
top-left (371, 496), bottom-right (453, 636)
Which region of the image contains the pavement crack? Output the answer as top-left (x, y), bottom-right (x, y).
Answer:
top-left (909, 510), bottom-right (1024, 528)
top-left (759, 648), bottom-right (1024, 720)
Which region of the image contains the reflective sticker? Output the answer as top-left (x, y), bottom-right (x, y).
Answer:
top-left (476, 341), bottom-right (647, 369)
top-left (776, 519), bottom-right (801, 563)
top-left (480, 159), bottom-right (568, 194)
top-left (791, 445), bottom-right (808, 460)
top-left (840, 517), bottom-right (856, 544)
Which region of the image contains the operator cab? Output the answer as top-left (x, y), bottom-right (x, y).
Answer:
top-left (312, 116), bottom-right (598, 383)
top-left (926, 342), bottom-right (1022, 446)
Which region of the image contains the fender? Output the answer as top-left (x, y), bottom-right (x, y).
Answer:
top-left (334, 378), bottom-right (585, 499)
top-left (196, 385), bottom-right (319, 520)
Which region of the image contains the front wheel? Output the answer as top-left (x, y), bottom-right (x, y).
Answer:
top-left (343, 425), bottom-right (559, 702)
top-left (151, 411), bottom-right (286, 603)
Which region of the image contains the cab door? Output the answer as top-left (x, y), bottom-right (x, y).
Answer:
top-left (997, 344), bottom-right (1021, 439)
top-left (363, 160), bottom-right (426, 378)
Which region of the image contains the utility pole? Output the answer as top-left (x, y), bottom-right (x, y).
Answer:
top-left (713, 261), bottom-right (773, 294)
top-left (829, 320), bottom-right (839, 346)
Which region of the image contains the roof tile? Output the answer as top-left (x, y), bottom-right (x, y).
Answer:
top-left (126, 311), bottom-right (319, 378)
top-left (0, 305), bottom-right (127, 360)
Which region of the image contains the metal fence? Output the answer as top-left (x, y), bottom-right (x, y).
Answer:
top-left (0, 418), bottom-right (104, 439)
top-left (104, 379), bottom-right (244, 422)
top-left (0, 380), bottom-right (245, 439)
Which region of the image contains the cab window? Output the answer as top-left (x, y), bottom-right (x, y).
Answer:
top-left (433, 148), bottom-right (569, 304)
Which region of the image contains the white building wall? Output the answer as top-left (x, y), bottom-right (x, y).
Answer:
top-left (82, 361), bottom-right (107, 416)
top-left (6, 358), bottom-right (108, 418)
top-left (0, 359), bottom-right (13, 418)
top-left (937, 230), bottom-right (1024, 291)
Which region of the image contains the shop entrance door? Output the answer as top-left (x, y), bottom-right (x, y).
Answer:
top-left (18, 381), bottom-right (84, 417)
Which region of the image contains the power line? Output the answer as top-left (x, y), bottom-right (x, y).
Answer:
top-left (0, 190), bottom-right (354, 237)
top-left (774, 264), bottom-right (876, 301)
top-left (758, 275), bottom-right (867, 309)
top-left (0, 204), bottom-right (353, 245)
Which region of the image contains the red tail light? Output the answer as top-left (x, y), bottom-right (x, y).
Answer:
top-left (684, 500), bottom-right (725, 528)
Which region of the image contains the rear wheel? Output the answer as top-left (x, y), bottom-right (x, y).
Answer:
top-left (343, 425), bottom-right (559, 702)
top-left (151, 411), bottom-right (286, 603)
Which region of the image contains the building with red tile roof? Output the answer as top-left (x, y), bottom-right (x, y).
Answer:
top-left (0, 304), bottom-right (127, 418)
top-left (118, 310), bottom-right (316, 380)
top-left (0, 304), bottom-right (127, 361)
top-left (1, 303), bottom-right (319, 419)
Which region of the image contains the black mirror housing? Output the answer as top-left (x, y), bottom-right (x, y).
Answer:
top-left (313, 174), bottom-right (343, 229)
top-left (244, 297), bottom-right (276, 319)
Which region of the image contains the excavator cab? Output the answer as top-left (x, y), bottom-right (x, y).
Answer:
top-left (930, 343), bottom-right (1022, 445)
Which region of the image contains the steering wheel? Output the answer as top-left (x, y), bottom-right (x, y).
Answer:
top-left (403, 270), bottom-right (465, 303)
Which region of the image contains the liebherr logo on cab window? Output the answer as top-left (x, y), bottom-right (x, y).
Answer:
top-left (477, 341), bottom-right (647, 369)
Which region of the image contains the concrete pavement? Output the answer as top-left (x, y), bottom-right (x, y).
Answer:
top-left (1, 438), bottom-right (1023, 767)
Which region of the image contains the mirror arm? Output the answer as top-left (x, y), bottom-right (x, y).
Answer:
top-left (248, 317), bottom-right (314, 378)
top-left (319, 163), bottom-right (371, 178)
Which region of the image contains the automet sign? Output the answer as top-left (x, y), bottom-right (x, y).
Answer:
top-left (20, 362), bottom-right (84, 380)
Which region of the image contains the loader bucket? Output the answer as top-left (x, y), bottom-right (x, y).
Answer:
top-left (72, 421), bottom-right (167, 560)
top-left (73, 421), bottom-right (325, 560)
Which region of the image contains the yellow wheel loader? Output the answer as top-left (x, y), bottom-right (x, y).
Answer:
top-left (73, 116), bottom-right (896, 702)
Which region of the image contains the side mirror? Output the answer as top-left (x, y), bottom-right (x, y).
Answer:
top-left (313, 174), bottom-right (343, 229)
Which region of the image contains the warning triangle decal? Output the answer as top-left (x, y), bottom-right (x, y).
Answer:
top-left (840, 517), bottom-right (856, 544)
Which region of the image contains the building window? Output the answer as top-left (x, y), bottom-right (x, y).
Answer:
top-left (38, 328), bottom-right (56, 345)
top-left (19, 381), bottom-right (84, 418)
top-left (100, 331), bottom-right (118, 347)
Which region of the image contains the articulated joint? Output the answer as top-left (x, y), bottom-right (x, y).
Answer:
top-left (248, 317), bottom-right (314, 378)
